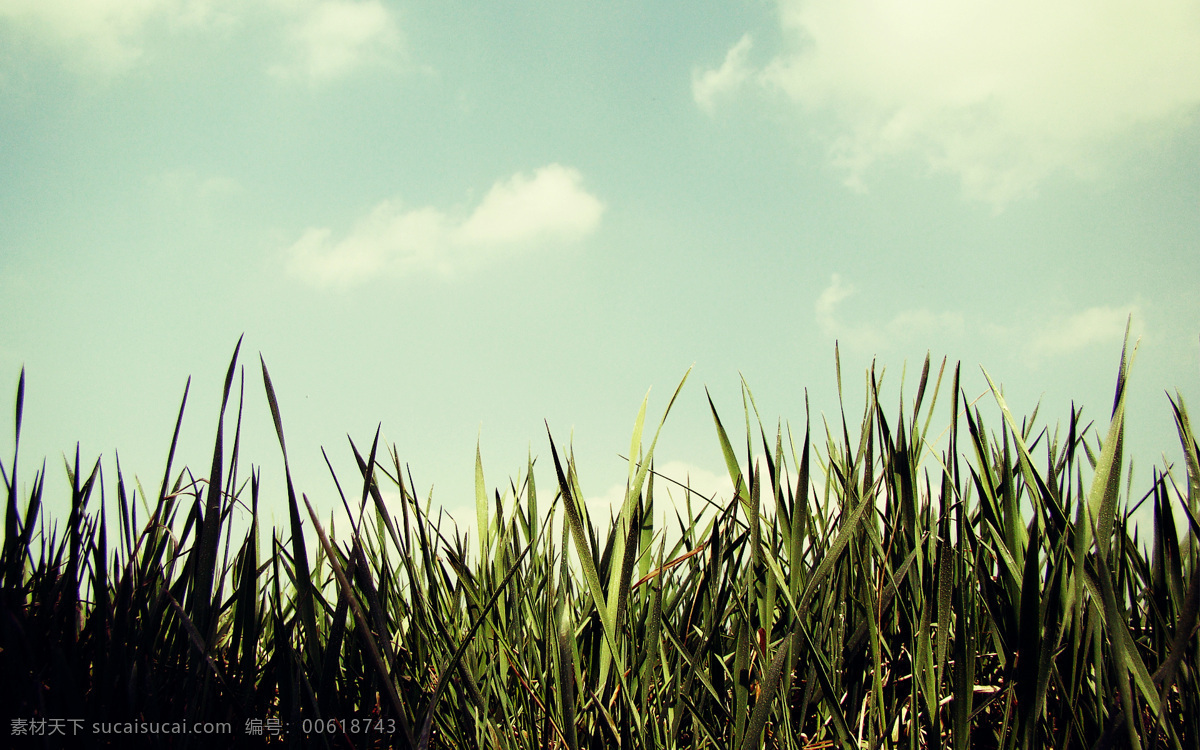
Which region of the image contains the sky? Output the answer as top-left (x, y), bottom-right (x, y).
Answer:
top-left (1, 0), bottom-right (1198, 542)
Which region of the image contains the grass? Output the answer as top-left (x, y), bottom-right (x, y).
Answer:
top-left (1, 333), bottom-right (1198, 748)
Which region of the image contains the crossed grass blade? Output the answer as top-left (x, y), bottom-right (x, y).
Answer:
top-left (186, 336), bottom-right (241, 639)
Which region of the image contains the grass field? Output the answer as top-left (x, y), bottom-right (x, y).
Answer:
top-left (2, 334), bottom-right (1197, 748)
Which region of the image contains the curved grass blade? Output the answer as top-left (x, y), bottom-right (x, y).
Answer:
top-left (545, 422), bottom-right (636, 709)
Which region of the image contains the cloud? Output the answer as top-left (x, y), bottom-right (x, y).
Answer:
top-left (698, 1), bottom-right (1200, 205)
top-left (816, 273), bottom-right (963, 352)
top-left (270, 0), bottom-right (399, 83)
top-left (0, 0), bottom-right (399, 82)
top-left (692, 33), bottom-right (754, 114)
top-left (0, 0), bottom-right (175, 74)
top-left (582, 460), bottom-right (736, 534)
top-left (883, 309), bottom-right (965, 341)
top-left (1026, 304), bottom-right (1140, 361)
top-left (456, 166), bottom-right (607, 246)
top-left (815, 273), bottom-right (856, 337)
top-left (285, 164), bottom-right (605, 289)
top-left (649, 460), bottom-right (736, 506)
top-left (149, 169), bottom-right (243, 200)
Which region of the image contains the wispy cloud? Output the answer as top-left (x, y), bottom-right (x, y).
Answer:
top-left (149, 169), bottom-right (243, 201)
top-left (816, 274), bottom-right (963, 352)
top-left (692, 33), bottom-right (753, 115)
top-left (0, 0), bottom-right (400, 82)
top-left (696, 1), bottom-right (1200, 206)
top-left (1026, 305), bottom-right (1141, 362)
top-left (815, 273), bottom-right (857, 338)
top-left (0, 0), bottom-right (180, 74)
top-left (269, 0), bottom-right (400, 84)
top-left (285, 164), bottom-right (606, 289)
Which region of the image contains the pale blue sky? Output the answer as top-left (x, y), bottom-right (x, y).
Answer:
top-left (2, 0), bottom-right (1198, 533)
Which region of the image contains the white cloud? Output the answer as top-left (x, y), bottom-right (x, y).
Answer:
top-left (285, 164), bottom-right (605, 289)
top-left (699, 0), bottom-right (1200, 205)
top-left (581, 482), bottom-right (626, 526)
top-left (649, 460), bottom-right (736, 508)
top-left (0, 0), bottom-right (174, 74)
top-left (582, 460), bottom-right (736, 537)
top-left (692, 33), bottom-right (754, 115)
top-left (816, 273), bottom-right (963, 352)
top-left (456, 166), bottom-right (606, 246)
top-left (271, 0), bottom-right (399, 83)
top-left (1027, 304), bottom-right (1140, 361)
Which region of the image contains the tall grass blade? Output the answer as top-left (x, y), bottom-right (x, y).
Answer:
top-left (476, 438), bottom-right (488, 560)
top-left (260, 354), bottom-right (323, 682)
top-left (1089, 332), bottom-right (1137, 560)
top-left (187, 337), bottom-right (240, 635)
top-left (2, 368), bottom-right (25, 589)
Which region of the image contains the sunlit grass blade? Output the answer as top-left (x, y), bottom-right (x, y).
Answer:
top-left (1088, 329), bottom-right (1138, 560)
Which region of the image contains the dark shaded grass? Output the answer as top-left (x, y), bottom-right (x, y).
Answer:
top-left (1, 338), bottom-right (1197, 749)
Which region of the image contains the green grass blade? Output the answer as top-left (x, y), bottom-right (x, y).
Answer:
top-left (1016, 515), bottom-right (1043, 745)
top-left (1095, 547), bottom-right (1143, 750)
top-left (709, 388), bottom-right (747, 504)
top-left (476, 438), bottom-right (488, 560)
top-left (546, 424), bottom-right (629, 696)
top-left (417, 541), bottom-right (530, 750)
top-left (739, 632), bottom-right (792, 750)
top-left (1089, 334), bottom-right (1138, 560)
top-left (797, 487), bottom-right (872, 619)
